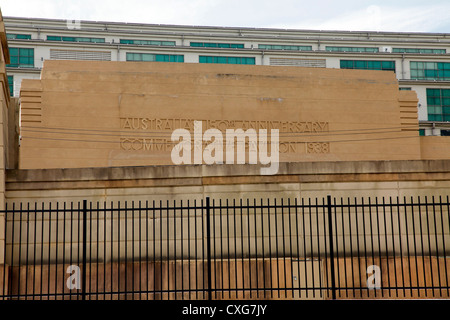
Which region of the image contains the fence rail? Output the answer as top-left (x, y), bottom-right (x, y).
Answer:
top-left (1, 195), bottom-right (449, 300)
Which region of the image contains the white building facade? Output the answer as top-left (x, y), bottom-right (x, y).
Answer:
top-left (4, 16), bottom-right (450, 136)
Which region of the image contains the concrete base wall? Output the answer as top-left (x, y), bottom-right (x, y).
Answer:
top-left (5, 160), bottom-right (450, 204)
top-left (2, 256), bottom-right (449, 300)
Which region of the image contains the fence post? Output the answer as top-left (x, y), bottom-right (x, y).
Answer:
top-left (205, 197), bottom-right (212, 300)
top-left (327, 195), bottom-right (337, 300)
top-left (82, 200), bottom-right (87, 301)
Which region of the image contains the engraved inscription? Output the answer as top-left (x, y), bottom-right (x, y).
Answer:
top-left (120, 117), bottom-right (329, 133)
top-left (119, 117), bottom-right (331, 154)
top-left (306, 142), bottom-right (330, 154)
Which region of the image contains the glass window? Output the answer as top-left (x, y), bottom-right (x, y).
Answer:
top-left (47, 36), bottom-right (61, 41)
top-left (199, 56), bottom-right (255, 65)
top-left (340, 60), bottom-right (395, 72)
top-left (47, 35), bottom-right (105, 43)
top-left (126, 52), bottom-right (184, 63)
top-left (190, 42), bottom-right (244, 49)
top-left (393, 48), bottom-right (446, 54)
top-left (7, 75), bottom-right (13, 96)
top-left (258, 44), bottom-right (312, 51)
top-left (7, 34), bottom-right (32, 40)
top-left (419, 129), bottom-right (425, 136)
top-left (326, 46), bottom-right (379, 53)
top-left (7, 47), bottom-right (34, 68)
top-left (426, 88), bottom-right (450, 121)
top-left (410, 61), bottom-right (450, 81)
top-left (120, 39), bottom-right (176, 46)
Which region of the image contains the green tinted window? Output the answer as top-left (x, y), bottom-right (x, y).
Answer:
top-left (199, 56), bottom-right (255, 64)
top-left (120, 39), bottom-right (176, 46)
top-left (7, 47), bottom-right (34, 68)
top-left (258, 44), bottom-right (312, 51)
top-left (393, 48), bottom-right (446, 54)
top-left (410, 61), bottom-right (450, 80)
top-left (7, 75), bottom-right (13, 96)
top-left (426, 88), bottom-right (450, 121)
top-left (126, 53), bottom-right (184, 63)
top-left (419, 129), bottom-right (425, 136)
top-left (340, 60), bottom-right (395, 72)
top-left (326, 46), bottom-right (379, 53)
top-left (7, 34), bottom-right (32, 40)
top-left (47, 35), bottom-right (105, 43)
top-left (190, 42), bottom-right (244, 49)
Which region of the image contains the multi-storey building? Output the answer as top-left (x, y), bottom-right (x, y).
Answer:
top-left (4, 16), bottom-right (450, 136)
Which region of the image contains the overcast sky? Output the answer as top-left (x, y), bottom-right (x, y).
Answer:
top-left (1, 0), bottom-right (449, 33)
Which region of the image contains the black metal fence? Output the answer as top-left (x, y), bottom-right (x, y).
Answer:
top-left (1, 195), bottom-right (449, 300)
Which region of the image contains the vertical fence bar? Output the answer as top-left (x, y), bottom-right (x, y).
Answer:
top-left (166, 200), bottom-right (169, 300)
top-left (410, 197), bottom-right (420, 298)
top-left (145, 201), bottom-right (149, 301)
top-left (308, 198), bottom-right (314, 299)
top-left (431, 196), bottom-right (442, 297)
top-left (33, 203), bottom-right (38, 300)
top-left (333, 198), bottom-right (341, 299)
top-left (62, 203), bottom-right (66, 300)
top-left (247, 199), bottom-right (252, 298)
top-left (25, 204), bottom-right (30, 300)
top-left (227, 199), bottom-right (231, 300)
top-left (403, 197), bottom-right (413, 298)
top-left (314, 198), bottom-right (322, 298)
top-left (187, 200), bottom-right (191, 300)
top-left (424, 197), bottom-right (435, 297)
top-left (417, 197), bottom-right (427, 298)
top-left (47, 203), bottom-right (51, 300)
top-left (55, 203), bottom-right (59, 300)
top-left (381, 198), bottom-right (391, 298)
top-left (201, 199), bottom-right (205, 300)
top-left (288, 198), bottom-right (293, 300)
top-left (9, 204), bottom-right (14, 300)
top-left (300, 198), bottom-right (307, 299)
top-left (18, 204), bottom-right (23, 299)
top-left (281, 198), bottom-right (287, 298)
top-left (274, 198), bottom-right (280, 298)
top-left (173, 200), bottom-right (176, 300)
top-left (213, 199), bottom-right (218, 300)
top-left (110, 202), bottom-right (114, 300)
top-left (220, 199), bottom-right (224, 300)
top-left (327, 195), bottom-right (336, 300)
top-left (88, 202), bottom-right (92, 301)
top-left (180, 200), bottom-right (184, 300)
top-left (2, 208), bottom-right (6, 300)
top-left (233, 199), bottom-right (238, 299)
top-left (374, 198), bottom-right (383, 298)
top-left (124, 202), bottom-right (128, 301)
top-left (438, 196), bottom-right (449, 297)
top-left (361, 198), bottom-right (368, 297)
top-left (267, 199), bottom-right (272, 299)
top-left (340, 198), bottom-right (348, 298)
top-left (82, 200), bottom-right (87, 301)
top-left (322, 198), bottom-right (329, 299)
top-left (262, 198), bottom-right (267, 299)
top-left (205, 197), bottom-right (212, 301)
top-left (103, 202), bottom-right (107, 300)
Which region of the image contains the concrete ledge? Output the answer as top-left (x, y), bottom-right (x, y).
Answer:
top-left (5, 160), bottom-right (450, 191)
